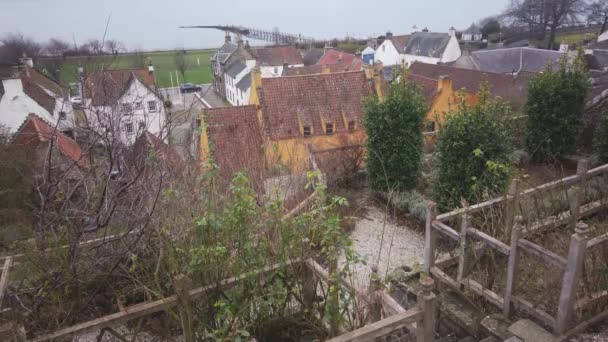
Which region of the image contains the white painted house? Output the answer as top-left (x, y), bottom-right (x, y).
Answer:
top-left (403, 30), bottom-right (462, 66)
top-left (82, 68), bottom-right (166, 145)
top-left (374, 33), bottom-right (411, 66)
top-left (461, 24), bottom-right (483, 42)
top-left (249, 46), bottom-right (304, 78)
top-left (0, 62), bottom-right (74, 134)
top-left (224, 59), bottom-right (256, 106)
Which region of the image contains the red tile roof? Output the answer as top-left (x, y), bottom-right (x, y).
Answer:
top-left (84, 69), bottom-right (157, 106)
top-left (258, 71), bottom-right (373, 140)
top-left (132, 131), bottom-right (181, 168)
top-left (250, 46), bottom-right (303, 66)
top-left (406, 74), bottom-right (439, 106)
top-left (11, 114), bottom-right (87, 167)
top-left (317, 49), bottom-right (357, 66)
top-left (204, 105), bottom-right (266, 189)
top-left (408, 62), bottom-right (531, 110)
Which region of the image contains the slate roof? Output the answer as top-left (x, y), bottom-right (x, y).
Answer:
top-left (204, 105), bottom-right (265, 189)
top-left (389, 35), bottom-right (411, 53)
top-left (469, 47), bottom-right (565, 74)
top-left (404, 32), bottom-right (451, 58)
top-left (408, 62), bottom-right (531, 110)
top-left (12, 114), bottom-right (87, 167)
top-left (236, 72), bottom-right (251, 91)
top-left (258, 71), bottom-right (373, 140)
top-left (84, 69), bottom-right (157, 106)
top-left (226, 62), bottom-right (247, 78)
top-left (213, 42), bottom-right (238, 63)
top-left (250, 46), bottom-right (303, 66)
top-left (303, 48), bottom-right (324, 66)
top-left (317, 49), bottom-right (357, 65)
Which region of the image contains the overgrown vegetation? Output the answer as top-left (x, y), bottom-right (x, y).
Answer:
top-left (364, 69), bottom-right (427, 192)
top-left (596, 106), bottom-right (608, 164)
top-left (525, 54), bottom-right (589, 161)
top-left (433, 88), bottom-right (514, 212)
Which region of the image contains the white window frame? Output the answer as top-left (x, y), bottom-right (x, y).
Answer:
top-left (148, 101), bottom-right (158, 113)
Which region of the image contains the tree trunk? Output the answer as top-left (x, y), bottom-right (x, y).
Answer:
top-left (548, 24), bottom-right (558, 50)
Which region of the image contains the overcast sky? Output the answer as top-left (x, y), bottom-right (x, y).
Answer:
top-left (1, 0), bottom-right (509, 50)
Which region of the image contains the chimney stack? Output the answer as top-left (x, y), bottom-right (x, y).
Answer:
top-left (386, 31), bottom-right (393, 39)
top-left (449, 27), bottom-right (456, 37)
top-left (438, 75), bottom-right (452, 92)
top-left (148, 61), bottom-right (155, 75)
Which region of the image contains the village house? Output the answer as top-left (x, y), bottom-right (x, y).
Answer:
top-left (373, 32), bottom-right (411, 66)
top-left (211, 33), bottom-right (238, 97)
top-left (0, 58), bottom-right (74, 135)
top-left (461, 23), bottom-right (483, 42)
top-left (282, 61), bottom-right (362, 76)
top-left (403, 29), bottom-right (462, 66)
top-left (361, 46), bottom-right (376, 65)
top-left (224, 59), bottom-right (256, 106)
top-left (249, 45), bottom-right (304, 77)
top-left (406, 62), bottom-right (530, 132)
top-left (81, 68), bottom-right (166, 145)
top-left (200, 66), bottom-right (383, 178)
top-left (451, 47), bottom-right (566, 74)
top-left (317, 49), bottom-right (363, 70)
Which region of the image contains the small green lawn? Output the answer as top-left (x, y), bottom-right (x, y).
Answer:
top-left (38, 49), bottom-right (215, 88)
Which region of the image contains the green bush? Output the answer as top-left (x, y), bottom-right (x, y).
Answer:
top-left (389, 190), bottom-right (428, 224)
top-left (433, 89), bottom-right (514, 212)
top-left (525, 54), bottom-right (589, 161)
top-left (364, 69), bottom-right (427, 192)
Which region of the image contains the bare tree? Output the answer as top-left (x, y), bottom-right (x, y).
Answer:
top-left (174, 50), bottom-right (189, 81)
top-left (587, 0), bottom-right (608, 33)
top-left (44, 38), bottom-right (71, 57)
top-left (0, 33), bottom-right (42, 63)
top-left (83, 39), bottom-right (104, 55)
top-left (105, 39), bottom-right (124, 55)
top-left (504, 0), bottom-right (586, 49)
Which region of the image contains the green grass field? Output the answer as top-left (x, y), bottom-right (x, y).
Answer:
top-left (39, 49), bottom-right (214, 88)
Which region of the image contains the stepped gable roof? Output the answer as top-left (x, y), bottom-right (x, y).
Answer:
top-left (258, 71), bottom-right (372, 140)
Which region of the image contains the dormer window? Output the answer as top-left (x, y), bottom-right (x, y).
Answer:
top-left (325, 123), bottom-right (334, 135)
top-left (348, 121), bottom-right (356, 131)
top-left (303, 126), bottom-right (312, 137)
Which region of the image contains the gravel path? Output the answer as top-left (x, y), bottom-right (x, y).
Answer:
top-left (339, 197), bottom-right (425, 289)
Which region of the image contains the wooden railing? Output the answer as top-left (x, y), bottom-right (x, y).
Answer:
top-left (425, 159), bottom-right (608, 337)
top-left (1, 258), bottom-right (437, 342)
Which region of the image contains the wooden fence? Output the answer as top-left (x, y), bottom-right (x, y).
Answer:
top-left (1, 258), bottom-right (437, 342)
top-left (425, 159), bottom-right (608, 337)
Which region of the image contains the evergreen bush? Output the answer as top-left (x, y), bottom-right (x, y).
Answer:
top-left (433, 88), bottom-right (514, 212)
top-left (525, 54), bottom-right (589, 161)
top-left (364, 69), bottom-right (427, 192)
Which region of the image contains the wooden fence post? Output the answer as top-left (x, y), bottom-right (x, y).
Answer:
top-left (417, 277), bottom-right (436, 342)
top-left (569, 186), bottom-right (581, 228)
top-left (504, 178), bottom-right (520, 238)
top-left (577, 159), bottom-right (590, 189)
top-left (424, 202), bottom-right (438, 274)
top-left (173, 274), bottom-right (194, 342)
top-left (367, 265), bottom-right (383, 323)
top-left (503, 216), bottom-right (523, 318)
top-left (556, 222), bottom-right (590, 334)
top-left (456, 211), bottom-right (470, 289)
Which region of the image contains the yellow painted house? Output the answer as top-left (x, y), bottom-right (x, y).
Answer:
top-left (406, 62), bottom-right (530, 132)
top-left (201, 66), bottom-right (384, 174)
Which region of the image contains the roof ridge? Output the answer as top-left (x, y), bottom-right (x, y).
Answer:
top-left (270, 69), bottom-right (364, 80)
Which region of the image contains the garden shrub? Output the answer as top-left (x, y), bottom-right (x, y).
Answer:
top-left (433, 88), bottom-right (514, 212)
top-left (525, 54), bottom-right (589, 161)
top-left (364, 68), bottom-right (427, 192)
top-left (388, 190), bottom-right (428, 224)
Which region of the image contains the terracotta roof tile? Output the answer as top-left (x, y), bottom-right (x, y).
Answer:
top-left (250, 46), bottom-right (303, 66)
top-left (408, 62), bottom-right (530, 110)
top-left (204, 105), bottom-right (266, 189)
top-left (11, 114), bottom-right (87, 167)
top-left (317, 49), bottom-right (357, 66)
top-left (282, 60), bottom-right (362, 76)
top-left (20, 74), bottom-right (56, 113)
top-left (259, 71), bottom-right (373, 140)
top-left (84, 69), bottom-right (156, 106)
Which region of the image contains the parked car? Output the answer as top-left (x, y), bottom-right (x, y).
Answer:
top-left (180, 83), bottom-right (202, 93)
